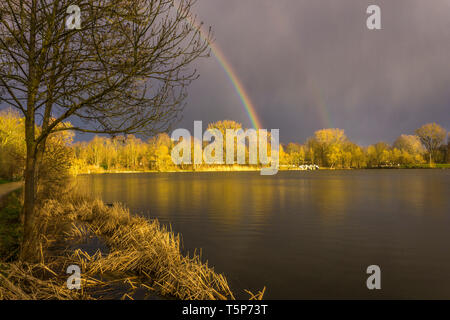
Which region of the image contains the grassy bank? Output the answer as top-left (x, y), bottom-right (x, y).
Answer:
top-left (75, 164), bottom-right (265, 175)
top-left (0, 190), bottom-right (22, 261)
top-left (397, 163), bottom-right (450, 169)
top-left (0, 193), bottom-right (264, 300)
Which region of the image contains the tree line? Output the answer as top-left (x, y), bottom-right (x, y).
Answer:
top-left (74, 121), bottom-right (450, 170)
top-left (3, 112), bottom-right (447, 178)
top-left (283, 124), bottom-right (448, 169)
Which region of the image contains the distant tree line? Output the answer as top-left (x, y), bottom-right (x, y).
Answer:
top-left (1, 113), bottom-right (449, 177)
top-left (282, 125), bottom-right (448, 169)
top-left (72, 120), bottom-right (450, 171)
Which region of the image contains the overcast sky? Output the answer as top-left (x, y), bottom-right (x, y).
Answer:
top-left (177, 0), bottom-right (450, 145)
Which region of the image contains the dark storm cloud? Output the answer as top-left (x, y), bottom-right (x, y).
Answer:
top-left (179, 0), bottom-right (450, 145)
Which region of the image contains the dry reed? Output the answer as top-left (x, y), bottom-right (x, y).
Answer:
top-left (1, 194), bottom-right (265, 300)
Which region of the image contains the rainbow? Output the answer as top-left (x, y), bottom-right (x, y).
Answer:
top-left (310, 80), bottom-right (333, 129)
top-left (182, 7), bottom-right (263, 130)
top-left (208, 42), bottom-right (263, 130)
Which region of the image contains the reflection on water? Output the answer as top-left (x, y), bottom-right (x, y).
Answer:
top-left (77, 170), bottom-right (450, 299)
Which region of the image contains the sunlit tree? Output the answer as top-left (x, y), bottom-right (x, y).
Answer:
top-left (0, 0), bottom-right (210, 258)
top-left (0, 109), bottom-right (26, 179)
top-left (415, 123), bottom-right (447, 164)
top-left (207, 120), bottom-right (243, 164)
top-left (393, 134), bottom-right (425, 165)
top-left (308, 128), bottom-right (347, 168)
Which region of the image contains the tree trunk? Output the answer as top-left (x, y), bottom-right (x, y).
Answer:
top-left (20, 0), bottom-right (38, 261)
top-left (20, 119), bottom-right (38, 261)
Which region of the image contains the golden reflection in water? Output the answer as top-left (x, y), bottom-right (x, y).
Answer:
top-left (312, 178), bottom-right (349, 225)
top-left (75, 171), bottom-right (450, 299)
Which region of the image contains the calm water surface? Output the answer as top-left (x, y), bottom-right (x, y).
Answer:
top-left (77, 170), bottom-right (450, 299)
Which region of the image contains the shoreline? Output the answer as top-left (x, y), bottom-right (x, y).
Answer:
top-left (75, 164), bottom-right (450, 176)
top-left (0, 190), bottom-right (264, 300)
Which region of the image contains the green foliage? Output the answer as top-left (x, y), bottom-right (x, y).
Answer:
top-left (0, 190), bottom-right (23, 261)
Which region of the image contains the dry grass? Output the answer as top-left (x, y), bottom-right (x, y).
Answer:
top-left (0, 262), bottom-right (91, 300)
top-left (1, 194), bottom-right (265, 300)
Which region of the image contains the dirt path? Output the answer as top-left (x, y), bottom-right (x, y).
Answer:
top-left (0, 182), bottom-right (23, 199)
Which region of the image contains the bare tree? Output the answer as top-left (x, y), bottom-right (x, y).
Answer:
top-left (0, 0), bottom-right (210, 260)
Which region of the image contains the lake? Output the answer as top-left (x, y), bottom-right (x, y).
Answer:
top-left (77, 169), bottom-right (450, 299)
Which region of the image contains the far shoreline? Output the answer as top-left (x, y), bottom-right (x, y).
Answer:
top-left (75, 164), bottom-right (450, 176)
